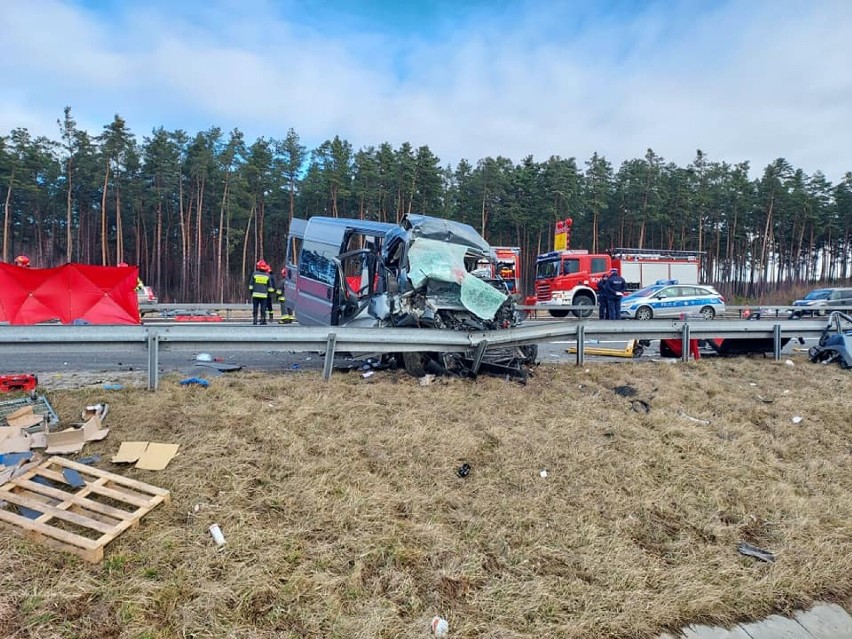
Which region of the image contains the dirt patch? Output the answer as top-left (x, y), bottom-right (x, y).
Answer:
top-left (1, 358), bottom-right (850, 638)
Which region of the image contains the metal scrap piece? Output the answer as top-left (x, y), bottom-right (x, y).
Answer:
top-left (737, 541), bottom-right (776, 563)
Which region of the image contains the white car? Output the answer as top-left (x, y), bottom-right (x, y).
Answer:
top-left (620, 280), bottom-right (725, 320)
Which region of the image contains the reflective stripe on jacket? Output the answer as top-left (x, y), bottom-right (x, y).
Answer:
top-left (250, 271), bottom-right (271, 298)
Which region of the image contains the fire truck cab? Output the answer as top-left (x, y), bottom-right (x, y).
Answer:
top-left (534, 250), bottom-right (609, 317)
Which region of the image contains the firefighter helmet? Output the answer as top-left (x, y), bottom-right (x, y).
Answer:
top-left (14, 255), bottom-right (30, 267)
top-left (117, 262), bottom-right (129, 267)
top-left (256, 259), bottom-right (269, 271)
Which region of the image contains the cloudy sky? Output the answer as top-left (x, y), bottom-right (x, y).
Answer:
top-left (1, 0), bottom-right (850, 179)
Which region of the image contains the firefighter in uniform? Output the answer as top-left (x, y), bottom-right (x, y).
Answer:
top-left (249, 260), bottom-right (272, 325)
top-left (14, 255), bottom-right (31, 267)
top-left (276, 268), bottom-right (295, 324)
top-left (264, 263), bottom-right (276, 324)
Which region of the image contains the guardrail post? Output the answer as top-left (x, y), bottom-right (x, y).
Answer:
top-left (322, 332), bottom-right (337, 381)
top-left (681, 322), bottom-right (690, 363)
top-left (471, 340), bottom-right (488, 374)
top-left (576, 324), bottom-right (585, 366)
top-left (773, 323), bottom-right (782, 361)
top-left (147, 329), bottom-right (160, 391)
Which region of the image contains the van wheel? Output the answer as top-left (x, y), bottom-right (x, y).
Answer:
top-left (572, 295), bottom-right (595, 318)
top-left (549, 310), bottom-right (570, 318)
top-left (635, 306), bottom-right (653, 321)
top-left (699, 306), bottom-right (716, 320)
top-left (401, 352), bottom-right (426, 377)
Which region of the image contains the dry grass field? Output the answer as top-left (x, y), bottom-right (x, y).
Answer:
top-left (1, 357), bottom-right (851, 639)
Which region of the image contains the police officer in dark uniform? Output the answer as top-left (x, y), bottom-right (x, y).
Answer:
top-left (606, 267), bottom-right (626, 320)
top-left (597, 273), bottom-right (610, 319)
top-left (249, 260), bottom-right (272, 325)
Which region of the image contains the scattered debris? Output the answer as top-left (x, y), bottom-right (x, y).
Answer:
top-left (0, 452), bottom-right (33, 466)
top-left (0, 456), bottom-right (170, 562)
top-left (0, 374), bottom-right (38, 393)
top-left (113, 441), bottom-right (179, 471)
top-left (195, 353), bottom-right (214, 362)
top-left (784, 359), bottom-right (795, 367)
top-left (612, 385), bottom-right (637, 397)
top-left (76, 454), bottom-right (102, 465)
top-left (456, 463), bottom-right (471, 478)
top-left (737, 541), bottom-right (776, 563)
top-left (419, 374), bottom-right (436, 387)
top-left (102, 383), bottom-right (124, 391)
top-left (679, 411), bottom-right (711, 425)
top-left (791, 416), bottom-right (803, 424)
top-left (808, 312), bottom-right (852, 369)
top-left (61, 467), bottom-right (86, 488)
top-left (431, 616), bottom-right (449, 638)
top-left (195, 362), bottom-right (242, 373)
top-left (209, 523), bottom-right (226, 547)
top-left (179, 377), bottom-right (210, 387)
top-left (756, 396), bottom-right (774, 404)
top-left (82, 403), bottom-right (110, 422)
top-left (45, 414), bottom-right (109, 455)
top-left (0, 394), bottom-right (59, 427)
top-left (362, 371), bottom-right (375, 379)
top-left (539, 469), bottom-right (548, 478)
top-left (567, 339), bottom-right (645, 358)
top-left (630, 399), bottom-right (650, 414)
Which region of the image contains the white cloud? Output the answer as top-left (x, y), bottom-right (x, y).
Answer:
top-left (1, 0), bottom-right (851, 180)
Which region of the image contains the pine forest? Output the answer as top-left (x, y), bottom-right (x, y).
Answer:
top-left (2, 108), bottom-right (851, 302)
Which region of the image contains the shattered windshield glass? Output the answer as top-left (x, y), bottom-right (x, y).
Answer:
top-left (407, 237), bottom-right (507, 320)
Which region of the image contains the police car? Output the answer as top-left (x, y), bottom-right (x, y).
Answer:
top-left (620, 280), bottom-right (725, 320)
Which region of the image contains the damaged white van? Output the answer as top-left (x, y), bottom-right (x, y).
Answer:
top-left (282, 214), bottom-right (536, 378)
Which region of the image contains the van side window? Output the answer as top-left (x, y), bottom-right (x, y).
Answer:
top-left (299, 239), bottom-right (337, 286)
top-left (287, 236), bottom-right (303, 267)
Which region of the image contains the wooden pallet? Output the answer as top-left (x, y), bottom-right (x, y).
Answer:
top-left (0, 456), bottom-right (170, 562)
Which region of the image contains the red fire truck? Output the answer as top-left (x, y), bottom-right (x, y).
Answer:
top-left (534, 219), bottom-right (703, 317)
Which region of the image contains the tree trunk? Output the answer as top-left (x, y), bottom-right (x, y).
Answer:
top-left (178, 170), bottom-right (188, 300)
top-left (196, 175), bottom-right (205, 301)
top-left (2, 172), bottom-right (14, 263)
top-left (65, 160), bottom-right (73, 263)
top-left (100, 162), bottom-right (110, 266)
top-left (217, 175), bottom-right (229, 303)
top-left (758, 194), bottom-right (774, 283)
top-left (241, 203), bottom-right (256, 292)
top-left (115, 177), bottom-right (123, 264)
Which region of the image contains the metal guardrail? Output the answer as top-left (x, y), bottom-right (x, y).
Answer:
top-left (142, 302), bottom-right (852, 321)
top-left (0, 318), bottom-right (834, 391)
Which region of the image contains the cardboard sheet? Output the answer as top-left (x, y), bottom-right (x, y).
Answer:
top-left (135, 443), bottom-right (180, 471)
top-left (44, 416), bottom-right (109, 455)
top-left (5, 406), bottom-right (45, 431)
top-left (112, 441), bottom-right (149, 463)
top-left (0, 432), bottom-right (32, 454)
top-left (45, 428), bottom-right (86, 455)
top-left (82, 415), bottom-right (109, 441)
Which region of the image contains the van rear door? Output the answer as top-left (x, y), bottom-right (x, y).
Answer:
top-left (284, 218), bottom-right (307, 316)
top-left (294, 219), bottom-right (348, 326)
